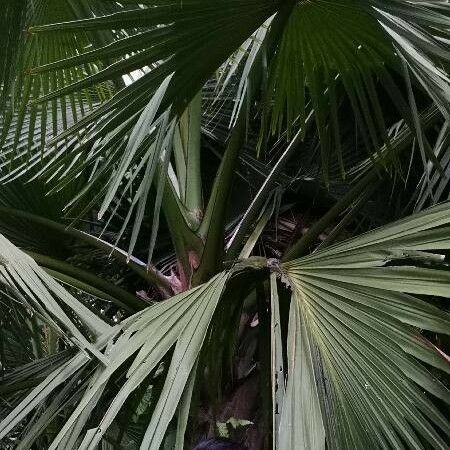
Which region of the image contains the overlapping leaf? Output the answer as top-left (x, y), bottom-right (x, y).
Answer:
top-left (268, 0), bottom-right (450, 180)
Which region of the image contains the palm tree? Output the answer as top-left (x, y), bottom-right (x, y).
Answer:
top-left (1, 0), bottom-right (450, 448)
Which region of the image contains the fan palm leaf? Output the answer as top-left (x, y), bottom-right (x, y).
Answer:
top-left (279, 201), bottom-right (450, 449)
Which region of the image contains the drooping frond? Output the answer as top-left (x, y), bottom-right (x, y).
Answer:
top-left (0, 0), bottom-right (117, 157)
top-left (267, 0), bottom-right (450, 181)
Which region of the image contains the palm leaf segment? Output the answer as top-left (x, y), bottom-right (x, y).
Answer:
top-left (0, 202), bottom-right (449, 448)
top-left (281, 202), bottom-right (450, 449)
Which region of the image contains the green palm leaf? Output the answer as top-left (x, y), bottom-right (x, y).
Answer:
top-left (0, 0), bottom-right (27, 106)
top-left (0, 0), bottom-right (116, 156)
top-left (0, 260), bottom-right (229, 448)
top-left (280, 202), bottom-right (450, 449)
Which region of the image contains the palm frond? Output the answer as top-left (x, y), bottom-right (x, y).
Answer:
top-left (0, 266), bottom-right (228, 448)
top-left (0, 0), bottom-right (27, 106)
top-left (280, 202), bottom-right (450, 449)
top-left (267, 0), bottom-right (450, 181)
top-left (414, 121), bottom-right (450, 211)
